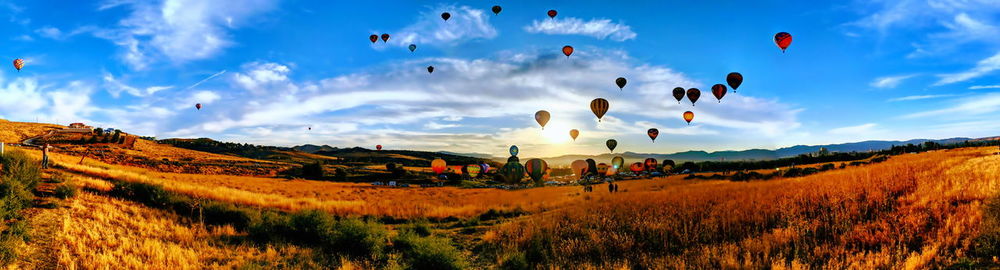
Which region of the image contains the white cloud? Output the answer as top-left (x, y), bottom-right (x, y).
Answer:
top-left (93, 0), bottom-right (278, 69)
top-left (35, 26), bottom-right (63, 39)
top-left (186, 70), bottom-right (226, 89)
top-left (391, 5), bottom-right (497, 48)
top-left (902, 92), bottom-right (1000, 119)
top-left (970, 84), bottom-right (1000, 89)
top-left (829, 123), bottom-right (879, 135)
top-left (424, 122), bottom-right (460, 130)
top-left (887, 94), bottom-right (955, 102)
top-left (870, 74), bottom-right (916, 88)
top-left (102, 72), bottom-right (173, 97)
top-left (934, 51), bottom-right (1000, 85)
top-left (848, 1), bottom-right (1000, 57)
top-left (525, 17), bottom-right (637, 41)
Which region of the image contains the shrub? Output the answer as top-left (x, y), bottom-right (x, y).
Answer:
top-left (302, 162), bottom-right (324, 179)
top-left (819, 163), bottom-right (835, 171)
top-left (499, 252), bottom-right (529, 270)
top-left (972, 196), bottom-right (1000, 260)
top-left (110, 181), bottom-right (172, 208)
top-left (394, 231), bottom-right (467, 270)
top-left (328, 217), bottom-right (389, 260)
top-left (399, 220), bottom-right (433, 237)
top-left (54, 183), bottom-right (78, 199)
top-left (0, 150), bottom-right (40, 220)
top-left (202, 201), bottom-right (259, 230)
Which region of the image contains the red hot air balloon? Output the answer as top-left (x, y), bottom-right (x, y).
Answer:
top-left (774, 32), bottom-right (792, 53)
top-left (711, 84), bottom-right (727, 103)
top-left (369, 35), bottom-right (378, 44)
top-left (547, 10), bottom-right (557, 18)
top-left (562, 45), bottom-right (574, 57)
top-left (687, 88), bottom-right (701, 106)
top-left (644, 158), bottom-right (658, 172)
top-left (683, 111), bottom-right (694, 125)
top-left (376, 145), bottom-right (382, 151)
top-left (431, 158), bottom-right (447, 174)
top-left (441, 12), bottom-right (451, 21)
top-left (647, 128), bottom-right (659, 142)
top-left (12, 59), bottom-right (24, 71)
top-left (381, 33), bottom-right (390, 43)
top-left (727, 72), bottom-right (743, 92)
top-left (629, 162), bottom-right (644, 173)
top-left (195, 103), bottom-right (202, 110)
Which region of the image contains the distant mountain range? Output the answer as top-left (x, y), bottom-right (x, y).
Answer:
top-left (491, 137), bottom-right (987, 167)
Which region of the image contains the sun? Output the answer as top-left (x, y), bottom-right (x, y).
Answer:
top-left (538, 121), bottom-right (573, 144)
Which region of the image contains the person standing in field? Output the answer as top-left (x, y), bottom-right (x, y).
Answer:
top-left (41, 143), bottom-right (51, 169)
top-left (614, 183), bottom-right (619, 192)
top-left (608, 182), bottom-right (614, 193)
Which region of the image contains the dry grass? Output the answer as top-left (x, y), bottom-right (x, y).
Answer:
top-left (0, 119), bottom-right (62, 143)
top-left (54, 191), bottom-right (317, 269)
top-left (482, 147), bottom-right (1000, 269)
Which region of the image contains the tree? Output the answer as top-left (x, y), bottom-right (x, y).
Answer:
top-left (110, 132), bottom-right (121, 144)
top-left (302, 162), bottom-right (324, 179)
top-left (86, 136), bottom-right (98, 144)
top-left (333, 168), bottom-right (347, 181)
top-left (95, 128), bottom-right (105, 136)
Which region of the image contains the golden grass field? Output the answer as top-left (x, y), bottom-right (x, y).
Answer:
top-left (4, 119), bottom-right (999, 268)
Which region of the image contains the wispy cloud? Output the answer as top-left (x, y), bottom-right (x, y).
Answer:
top-left (102, 72), bottom-right (173, 97)
top-left (186, 70), bottom-right (227, 90)
top-left (887, 94), bottom-right (955, 102)
top-left (934, 51), bottom-right (1000, 85)
top-left (829, 123), bottom-right (879, 135)
top-left (847, 1), bottom-right (1000, 57)
top-left (391, 5), bottom-right (497, 48)
top-left (524, 17), bottom-right (636, 41)
top-left (970, 84), bottom-right (1000, 89)
top-left (870, 74), bottom-right (916, 88)
top-left (902, 92), bottom-right (1000, 119)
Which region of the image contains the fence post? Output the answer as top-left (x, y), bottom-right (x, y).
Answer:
top-left (1, 142), bottom-right (4, 155)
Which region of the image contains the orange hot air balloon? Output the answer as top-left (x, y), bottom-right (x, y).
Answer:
top-left (195, 103), bottom-right (202, 110)
top-left (12, 59), bottom-right (24, 71)
top-left (727, 72), bottom-right (743, 92)
top-left (569, 129), bottom-right (579, 141)
top-left (381, 33), bottom-right (390, 43)
top-left (647, 128), bottom-right (659, 142)
top-left (683, 111), bottom-right (694, 125)
top-left (534, 110), bottom-right (550, 129)
top-left (431, 158), bottom-right (447, 174)
top-left (369, 35), bottom-right (378, 43)
top-left (711, 84), bottom-right (727, 103)
top-left (774, 32), bottom-right (792, 53)
top-left (672, 87), bottom-right (685, 104)
top-left (629, 162), bottom-right (644, 173)
top-left (590, 98), bottom-right (609, 122)
top-left (376, 145), bottom-right (382, 151)
top-left (562, 45), bottom-right (574, 57)
top-left (597, 163), bottom-right (609, 175)
top-left (547, 9), bottom-right (557, 18)
top-left (687, 88), bottom-right (701, 106)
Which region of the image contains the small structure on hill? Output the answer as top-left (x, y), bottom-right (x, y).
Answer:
top-left (57, 123), bottom-right (95, 133)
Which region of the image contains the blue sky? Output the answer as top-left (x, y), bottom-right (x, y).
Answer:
top-left (0, 0), bottom-right (999, 157)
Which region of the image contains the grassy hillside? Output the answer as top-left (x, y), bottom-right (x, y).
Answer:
top-left (0, 119), bottom-right (62, 143)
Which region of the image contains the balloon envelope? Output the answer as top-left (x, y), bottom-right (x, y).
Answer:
top-left (381, 33), bottom-right (390, 42)
top-left (431, 158), bottom-right (447, 174)
top-left (369, 35), bottom-right (378, 43)
top-left (509, 145), bottom-right (519, 157)
top-left (465, 164), bottom-right (481, 177)
top-left (562, 45), bottom-right (574, 57)
top-left (672, 87), bottom-right (685, 103)
top-left (492, 5), bottom-right (502, 15)
top-left (630, 162), bottom-right (644, 173)
top-left (590, 98), bottom-right (609, 121)
top-left (687, 88), bottom-right (701, 106)
top-left (644, 158), bottom-right (658, 172)
top-left (441, 12), bottom-right (451, 21)
top-left (711, 84), bottom-right (727, 102)
top-left (427, 66), bottom-right (434, 73)
top-left (195, 103), bottom-right (202, 110)
top-left (12, 59), bottom-right (24, 71)
top-left (611, 156), bottom-right (624, 170)
top-left (547, 9), bottom-right (557, 18)
top-left (408, 44), bottom-right (416, 52)
top-left (597, 163), bottom-right (609, 175)
top-left (774, 32), bottom-right (792, 52)
top-left (570, 160), bottom-right (588, 177)
top-left (586, 159), bottom-right (597, 176)
top-left (727, 72), bottom-right (743, 91)
top-left (606, 139), bottom-right (617, 152)
top-left (499, 160), bottom-right (524, 184)
top-left (569, 129), bottom-right (579, 141)
top-left (376, 145), bottom-right (382, 151)
top-left (525, 158), bottom-right (548, 183)
top-left (647, 128), bottom-right (659, 142)
top-left (534, 110), bottom-right (550, 129)
top-left (615, 77), bottom-right (627, 90)
top-left (683, 111), bottom-right (694, 124)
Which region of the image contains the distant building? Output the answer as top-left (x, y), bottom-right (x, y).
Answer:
top-left (57, 122), bottom-right (94, 133)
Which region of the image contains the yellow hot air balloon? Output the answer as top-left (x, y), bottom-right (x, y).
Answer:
top-left (431, 158), bottom-right (447, 174)
top-left (535, 110), bottom-right (550, 129)
top-left (569, 129), bottom-right (579, 141)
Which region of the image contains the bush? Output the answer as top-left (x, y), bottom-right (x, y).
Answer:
top-left (499, 252), bottom-right (529, 270)
top-left (54, 183), bottom-right (78, 199)
top-left (0, 150), bottom-right (40, 220)
top-left (110, 181), bottom-right (172, 208)
top-left (202, 201), bottom-right (259, 230)
top-left (329, 217), bottom-right (389, 259)
top-left (394, 231), bottom-right (467, 270)
top-left (972, 196), bottom-right (1000, 260)
top-left (302, 162), bottom-right (324, 179)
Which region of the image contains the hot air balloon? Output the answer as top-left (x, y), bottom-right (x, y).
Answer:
top-left (381, 33), bottom-right (390, 43)
top-left (774, 32), bottom-right (792, 53)
top-left (629, 162), bottom-right (644, 173)
top-left (441, 12), bottom-right (451, 21)
top-left (408, 44), bottom-right (417, 52)
top-left (547, 9), bottom-right (557, 18)
top-left (13, 59), bottom-right (24, 71)
top-left (195, 103), bottom-right (202, 110)
top-left (611, 156), bottom-right (624, 170)
top-left (683, 111), bottom-right (694, 125)
top-left (727, 72), bottom-right (743, 92)
top-left (586, 159), bottom-right (597, 177)
top-left (712, 84), bottom-right (727, 103)
top-left (672, 87), bottom-right (685, 104)
top-left (615, 77), bottom-right (627, 91)
top-left (562, 45), bottom-right (574, 58)
top-left (509, 145), bottom-right (519, 157)
top-left (662, 159), bottom-right (675, 173)
top-left (642, 129), bottom-right (657, 143)
top-left (590, 98), bottom-right (609, 122)
top-left (534, 110), bottom-right (550, 129)
top-left (427, 66), bottom-right (435, 74)
top-left (308, 127), bottom-right (312, 131)
top-left (606, 165), bottom-right (617, 176)
top-left (499, 159), bottom-right (525, 184)
top-left (597, 163), bottom-right (609, 175)
top-left (369, 35), bottom-right (378, 43)
top-left (492, 5), bottom-right (502, 15)
top-left (570, 160), bottom-right (588, 177)
top-left (376, 145), bottom-right (382, 151)
top-left (644, 158), bottom-right (658, 172)
top-left (569, 129), bottom-right (579, 141)
top-left (465, 164), bottom-right (481, 178)
top-left (606, 139), bottom-right (617, 153)
top-left (431, 158), bottom-right (447, 174)
top-left (525, 158), bottom-right (548, 185)
top-left (480, 163), bottom-right (491, 174)
top-left (687, 88), bottom-right (701, 106)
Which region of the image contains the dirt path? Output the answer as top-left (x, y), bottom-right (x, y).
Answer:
top-left (12, 170), bottom-right (73, 270)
